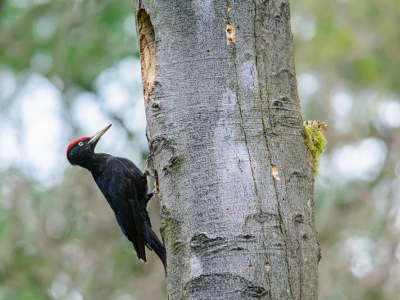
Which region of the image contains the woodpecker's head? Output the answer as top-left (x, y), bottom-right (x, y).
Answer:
top-left (66, 124), bottom-right (111, 166)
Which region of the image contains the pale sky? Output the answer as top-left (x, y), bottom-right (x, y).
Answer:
top-left (0, 58), bottom-right (147, 187)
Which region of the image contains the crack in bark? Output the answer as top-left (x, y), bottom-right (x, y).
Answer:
top-left (226, 5), bottom-right (275, 297)
top-left (251, 1), bottom-right (275, 299)
top-left (229, 34), bottom-right (257, 197)
top-left (252, 0), bottom-right (295, 299)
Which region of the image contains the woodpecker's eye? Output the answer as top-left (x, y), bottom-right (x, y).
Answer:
top-left (78, 141), bottom-right (84, 146)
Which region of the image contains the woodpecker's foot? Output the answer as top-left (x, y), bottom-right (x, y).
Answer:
top-left (147, 173), bottom-right (158, 179)
top-left (144, 170), bottom-right (158, 179)
top-left (146, 193), bottom-right (154, 201)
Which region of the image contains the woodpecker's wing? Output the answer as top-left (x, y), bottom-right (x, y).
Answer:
top-left (114, 156), bottom-right (149, 202)
top-left (114, 156), bottom-right (144, 179)
top-left (115, 156), bottom-right (152, 225)
top-left (114, 156), bottom-right (167, 271)
top-left (96, 157), bottom-right (147, 262)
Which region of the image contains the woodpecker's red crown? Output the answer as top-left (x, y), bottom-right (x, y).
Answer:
top-left (66, 136), bottom-right (90, 158)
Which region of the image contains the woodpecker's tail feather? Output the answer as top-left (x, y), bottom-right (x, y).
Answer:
top-left (132, 240), bottom-right (147, 263)
top-left (144, 224), bottom-right (167, 273)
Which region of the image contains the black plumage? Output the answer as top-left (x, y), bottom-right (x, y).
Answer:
top-left (66, 125), bottom-right (166, 271)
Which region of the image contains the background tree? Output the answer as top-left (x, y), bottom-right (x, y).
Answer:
top-left (0, 0), bottom-right (399, 299)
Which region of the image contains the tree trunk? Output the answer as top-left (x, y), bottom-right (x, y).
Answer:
top-left (133, 1), bottom-right (320, 299)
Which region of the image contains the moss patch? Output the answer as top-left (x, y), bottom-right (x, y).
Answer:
top-left (302, 120), bottom-right (328, 175)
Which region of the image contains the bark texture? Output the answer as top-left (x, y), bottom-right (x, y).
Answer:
top-left (133, 1), bottom-right (320, 299)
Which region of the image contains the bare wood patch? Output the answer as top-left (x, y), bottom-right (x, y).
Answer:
top-left (265, 262), bottom-right (270, 272)
top-left (226, 21), bottom-right (236, 45)
top-left (271, 165), bottom-right (280, 180)
top-left (137, 10), bottom-right (156, 102)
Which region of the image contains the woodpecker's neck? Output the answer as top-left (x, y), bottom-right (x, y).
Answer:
top-left (75, 153), bottom-right (98, 171)
top-left (82, 153), bottom-right (109, 175)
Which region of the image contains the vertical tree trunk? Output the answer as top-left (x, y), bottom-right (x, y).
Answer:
top-left (134, 1), bottom-right (319, 299)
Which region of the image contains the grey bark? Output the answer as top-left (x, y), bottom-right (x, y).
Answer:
top-left (133, 1), bottom-right (320, 299)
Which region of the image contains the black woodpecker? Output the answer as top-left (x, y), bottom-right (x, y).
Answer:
top-left (66, 124), bottom-right (166, 271)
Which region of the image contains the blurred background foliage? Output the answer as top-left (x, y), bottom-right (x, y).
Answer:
top-left (0, 0), bottom-right (399, 299)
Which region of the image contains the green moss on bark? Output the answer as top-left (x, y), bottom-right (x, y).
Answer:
top-left (302, 120), bottom-right (328, 175)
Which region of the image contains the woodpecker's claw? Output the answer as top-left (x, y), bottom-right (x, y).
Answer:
top-left (144, 171), bottom-right (158, 179)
